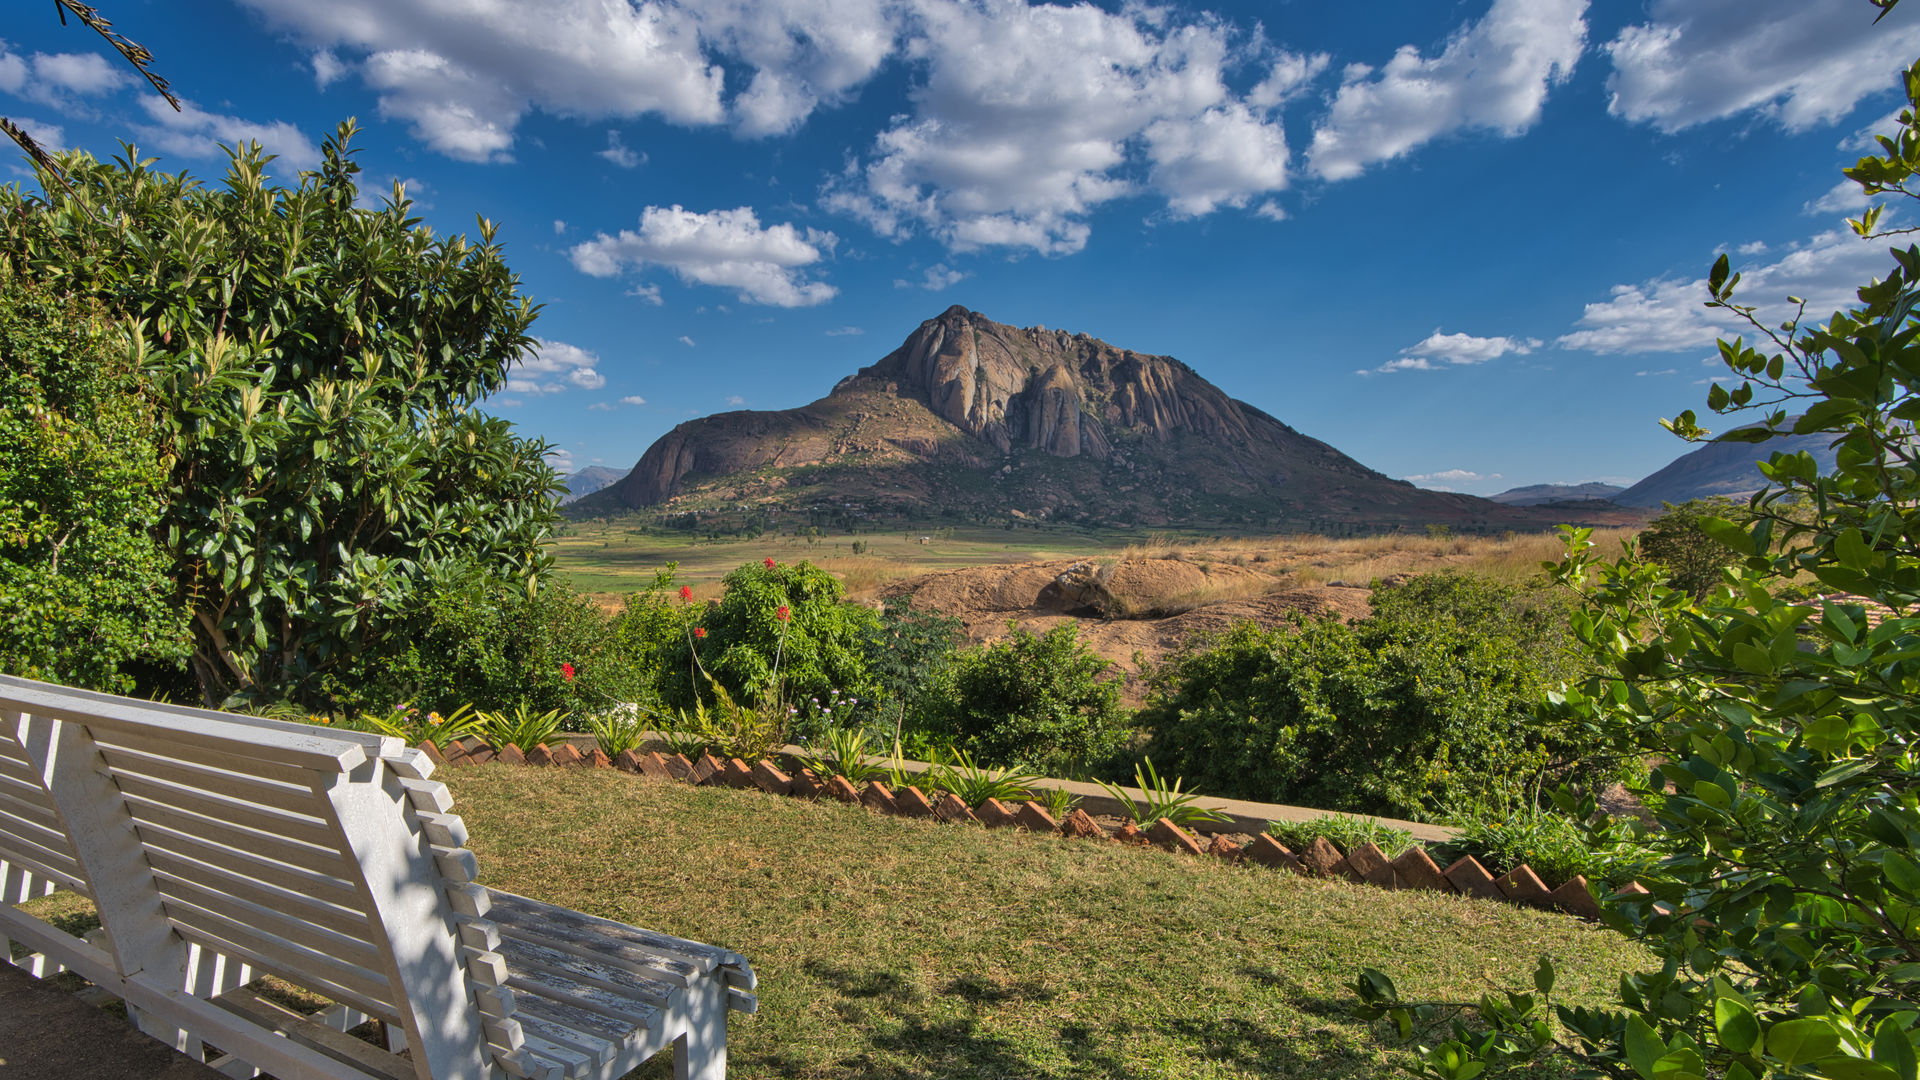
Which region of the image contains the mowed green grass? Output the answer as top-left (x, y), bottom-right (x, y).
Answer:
top-left (447, 766), bottom-right (1649, 1079)
top-left (548, 523), bottom-right (1159, 600)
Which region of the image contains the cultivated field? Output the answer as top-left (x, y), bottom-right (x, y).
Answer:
top-left (551, 522), bottom-right (1641, 607)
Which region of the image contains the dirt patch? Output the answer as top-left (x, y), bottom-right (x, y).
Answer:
top-left (882, 557), bottom-right (1373, 703)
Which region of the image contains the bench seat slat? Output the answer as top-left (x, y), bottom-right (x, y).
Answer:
top-left (0, 770), bottom-right (50, 807)
top-left (514, 1029), bottom-right (597, 1079)
top-left (158, 895), bottom-right (397, 1021)
top-left (503, 964), bottom-right (660, 1027)
top-left (486, 890), bottom-right (737, 974)
top-left (132, 822), bottom-right (365, 911)
top-left (156, 874), bottom-right (384, 971)
top-left (488, 911), bottom-right (695, 988)
top-left (147, 851), bottom-right (373, 940)
top-left (122, 800), bottom-right (357, 881)
top-left (0, 801), bottom-right (73, 854)
top-left (92, 731), bottom-right (321, 789)
top-left (509, 999), bottom-right (626, 1064)
top-left (0, 786), bottom-right (63, 831)
top-left (498, 936), bottom-right (676, 1007)
top-left (98, 745), bottom-right (321, 817)
top-left (0, 750), bottom-right (39, 788)
top-left (0, 828), bottom-right (90, 894)
top-left (116, 776), bottom-right (339, 849)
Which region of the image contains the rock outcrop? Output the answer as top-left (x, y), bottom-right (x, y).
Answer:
top-left (588, 306), bottom-right (1628, 532)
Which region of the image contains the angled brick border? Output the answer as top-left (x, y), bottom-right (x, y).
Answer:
top-left (423, 738), bottom-right (1627, 921)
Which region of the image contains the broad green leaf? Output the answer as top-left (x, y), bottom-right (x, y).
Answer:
top-left (1876, 1017), bottom-right (1919, 1080)
top-left (1771, 1018), bottom-right (1843, 1066)
top-left (1627, 1016), bottom-right (1667, 1080)
top-left (1716, 997), bottom-right (1763, 1054)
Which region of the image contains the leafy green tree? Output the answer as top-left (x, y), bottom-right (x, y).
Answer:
top-left (0, 274), bottom-right (187, 691)
top-left (1637, 497), bottom-right (1745, 601)
top-left (673, 559), bottom-right (881, 715)
top-left (938, 623), bottom-right (1129, 776)
top-left (857, 596), bottom-right (962, 737)
top-left (0, 126), bottom-right (556, 706)
top-left (1357, 10), bottom-right (1920, 1077)
top-left (1141, 574), bottom-right (1605, 821)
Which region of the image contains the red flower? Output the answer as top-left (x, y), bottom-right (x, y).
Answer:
top-left (695, 627), bottom-right (708, 638)
top-left (776, 605), bottom-right (791, 622)
top-left (560, 662), bottom-right (576, 681)
top-left (679, 585), bottom-right (693, 602)
top-left (764, 557), bottom-right (776, 569)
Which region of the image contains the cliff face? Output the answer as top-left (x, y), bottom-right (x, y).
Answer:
top-left (597, 306), bottom-right (1600, 531)
top-left (871, 305), bottom-right (1261, 457)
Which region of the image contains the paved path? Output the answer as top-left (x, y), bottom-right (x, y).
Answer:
top-left (0, 964), bottom-right (223, 1079)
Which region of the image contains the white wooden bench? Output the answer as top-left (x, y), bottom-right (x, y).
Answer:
top-left (0, 674), bottom-right (756, 1080)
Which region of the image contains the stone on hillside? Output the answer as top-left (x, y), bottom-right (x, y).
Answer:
top-left (1061, 808), bottom-right (1104, 839)
top-left (1495, 865), bottom-right (1550, 905)
top-left (1545, 875), bottom-right (1601, 918)
top-left (1390, 847), bottom-right (1452, 893)
top-left (933, 793), bottom-right (979, 824)
top-left (861, 781), bottom-right (897, 814)
top-left (825, 775), bottom-right (861, 803)
top-left (790, 769), bottom-right (824, 799)
top-left (976, 798), bottom-right (1019, 828)
top-left (1240, 834), bottom-right (1301, 871)
top-left (1299, 837), bottom-right (1346, 878)
top-left (894, 786), bottom-right (936, 818)
top-left (751, 761), bottom-right (792, 795)
top-left (1442, 856), bottom-right (1504, 901)
top-left (1036, 561), bottom-right (1117, 617)
top-left (1205, 833), bottom-right (1244, 859)
top-left (1014, 802), bottom-right (1061, 834)
top-left (1344, 842), bottom-right (1395, 888)
top-left (496, 745), bottom-right (527, 766)
top-left (1147, 818), bottom-right (1206, 856)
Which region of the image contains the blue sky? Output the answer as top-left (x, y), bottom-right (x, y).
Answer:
top-left (3, 0), bottom-right (1913, 496)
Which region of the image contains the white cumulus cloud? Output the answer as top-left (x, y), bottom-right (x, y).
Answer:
top-left (569, 205), bottom-right (838, 307)
top-left (599, 130), bottom-right (644, 168)
top-left (1605, 0), bottom-right (1920, 134)
top-left (620, 395), bottom-right (648, 406)
top-left (509, 339), bottom-right (608, 395)
top-left (1558, 225), bottom-right (1898, 354)
top-left (132, 95), bottom-right (321, 173)
top-left (1307, 0), bottom-right (1588, 181)
top-left (823, 2), bottom-right (1301, 254)
top-left (895, 263), bottom-right (969, 290)
top-left (1363, 329), bottom-right (1542, 374)
top-left (1404, 468), bottom-right (1502, 493)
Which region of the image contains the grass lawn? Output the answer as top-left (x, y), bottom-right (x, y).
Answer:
top-left (447, 765), bottom-right (1649, 1079)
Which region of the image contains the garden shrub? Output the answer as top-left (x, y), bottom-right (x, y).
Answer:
top-left (1636, 497), bottom-right (1744, 601)
top-left (858, 596), bottom-right (963, 739)
top-left (1264, 815), bottom-right (1416, 859)
top-left (1139, 573), bottom-right (1617, 821)
top-left (935, 622), bottom-right (1130, 776)
top-left (1431, 805), bottom-right (1651, 889)
top-left (327, 561), bottom-right (645, 721)
top-left (0, 274), bottom-right (188, 693)
top-left (667, 559), bottom-right (881, 728)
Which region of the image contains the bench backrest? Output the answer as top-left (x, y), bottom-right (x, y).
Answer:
top-left (0, 675), bottom-right (500, 1080)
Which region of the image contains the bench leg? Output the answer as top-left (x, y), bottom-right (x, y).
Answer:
top-left (673, 981), bottom-right (728, 1080)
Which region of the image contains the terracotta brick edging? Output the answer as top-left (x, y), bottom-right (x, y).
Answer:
top-left (418, 737), bottom-right (1630, 921)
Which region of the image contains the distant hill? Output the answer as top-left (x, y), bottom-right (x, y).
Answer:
top-left (580, 306), bottom-right (1632, 532)
top-left (559, 465), bottom-right (627, 505)
top-left (1616, 427), bottom-right (1838, 507)
top-left (1489, 482), bottom-right (1625, 506)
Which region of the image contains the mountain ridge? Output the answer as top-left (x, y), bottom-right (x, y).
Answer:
top-left (588, 307), bottom-right (1632, 531)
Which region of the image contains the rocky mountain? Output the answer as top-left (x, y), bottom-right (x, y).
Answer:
top-left (1489, 482), bottom-right (1625, 506)
top-left (586, 307), bottom-right (1631, 531)
top-left (559, 465), bottom-right (627, 505)
top-left (1616, 427), bottom-right (1838, 507)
